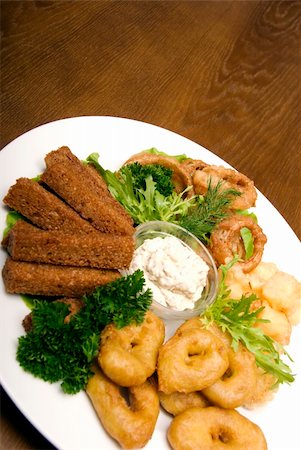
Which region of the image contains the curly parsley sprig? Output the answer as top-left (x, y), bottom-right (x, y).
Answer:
top-left (17, 270), bottom-right (152, 394)
top-left (202, 257), bottom-right (295, 385)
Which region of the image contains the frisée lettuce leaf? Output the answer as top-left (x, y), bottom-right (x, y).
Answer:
top-left (85, 152), bottom-right (198, 225)
top-left (202, 257), bottom-right (295, 385)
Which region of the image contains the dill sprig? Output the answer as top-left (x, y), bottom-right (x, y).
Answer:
top-left (202, 257), bottom-right (295, 385)
top-left (178, 180), bottom-right (241, 243)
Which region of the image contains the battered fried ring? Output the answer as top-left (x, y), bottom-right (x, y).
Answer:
top-left (177, 318), bottom-right (257, 408)
top-left (210, 215), bottom-right (267, 273)
top-left (176, 317), bottom-right (230, 346)
top-left (243, 366), bottom-right (278, 409)
top-left (157, 327), bottom-right (229, 394)
top-left (98, 310), bottom-right (165, 386)
top-left (86, 365), bottom-right (159, 449)
top-left (180, 158), bottom-right (208, 178)
top-left (193, 165), bottom-right (257, 210)
top-left (159, 390), bottom-right (210, 416)
top-left (175, 316), bottom-right (206, 334)
top-left (202, 344), bottom-right (257, 409)
top-left (123, 152), bottom-right (194, 196)
top-left (167, 406), bottom-right (267, 450)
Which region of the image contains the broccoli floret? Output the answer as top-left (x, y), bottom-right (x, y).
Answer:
top-left (121, 162), bottom-right (174, 197)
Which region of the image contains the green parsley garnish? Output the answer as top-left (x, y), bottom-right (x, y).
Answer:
top-left (120, 161), bottom-right (174, 197)
top-left (17, 270), bottom-right (152, 394)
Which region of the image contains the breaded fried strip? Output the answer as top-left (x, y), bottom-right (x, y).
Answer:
top-left (85, 163), bottom-right (133, 223)
top-left (51, 147), bottom-right (132, 224)
top-left (41, 147), bottom-right (134, 235)
top-left (2, 258), bottom-right (120, 297)
top-left (1, 234), bottom-right (9, 249)
top-left (7, 221), bottom-right (134, 269)
top-left (43, 145), bottom-right (79, 166)
top-left (3, 178), bottom-right (96, 234)
top-left (45, 146), bottom-right (108, 193)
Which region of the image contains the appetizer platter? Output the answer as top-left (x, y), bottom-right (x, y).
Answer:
top-left (0, 116), bottom-right (300, 450)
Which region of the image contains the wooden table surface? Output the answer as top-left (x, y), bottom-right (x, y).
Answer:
top-left (1, 1), bottom-right (300, 449)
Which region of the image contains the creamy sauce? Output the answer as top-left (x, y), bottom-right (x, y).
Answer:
top-left (128, 236), bottom-right (209, 311)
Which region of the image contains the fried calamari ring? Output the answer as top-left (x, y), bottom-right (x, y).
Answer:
top-left (176, 317), bottom-right (232, 348)
top-left (98, 310), bottom-right (165, 386)
top-left (157, 327), bottom-right (229, 394)
top-left (180, 158), bottom-right (208, 178)
top-left (202, 344), bottom-right (257, 409)
top-left (167, 406), bottom-right (267, 450)
top-left (176, 318), bottom-right (257, 408)
top-left (123, 151), bottom-right (194, 196)
top-left (175, 316), bottom-right (206, 334)
top-left (159, 390), bottom-right (210, 416)
top-left (210, 215), bottom-right (267, 273)
top-left (86, 365), bottom-right (159, 449)
top-left (243, 367), bottom-right (278, 409)
top-left (193, 165), bottom-right (257, 210)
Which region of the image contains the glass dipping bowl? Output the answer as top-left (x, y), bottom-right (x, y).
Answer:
top-left (134, 221), bottom-right (218, 320)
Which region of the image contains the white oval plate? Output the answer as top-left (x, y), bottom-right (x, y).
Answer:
top-left (0, 116), bottom-right (300, 450)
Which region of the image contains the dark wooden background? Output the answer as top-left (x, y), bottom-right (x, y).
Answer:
top-left (1, 1), bottom-right (301, 449)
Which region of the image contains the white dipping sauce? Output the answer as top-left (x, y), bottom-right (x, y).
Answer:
top-left (129, 236), bottom-right (209, 311)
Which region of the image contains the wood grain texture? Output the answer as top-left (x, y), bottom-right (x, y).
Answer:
top-left (1, 1), bottom-right (301, 449)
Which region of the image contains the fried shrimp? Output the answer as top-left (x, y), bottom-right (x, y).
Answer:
top-left (159, 390), bottom-right (210, 416)
top-left (123, 151), bottom-right (193, 195)
top-left (261, 271), bottom-right (301, 325)
top-left (157, 327), bottom-right (229, 394)
top-left (193, 165), bottom-right (257, 210)
top-left (98, 310), bottom-right (165, 386)
top-left (225, 261), bottom-right (279, 299)
top-left (253, 300), bottom-right (292, 346)
top-left (167, 406), bottom-right (267, 450)
top-left (210, 215), bottom-right (267, 273)
top-left (86, 365), bottom-right (159, 449)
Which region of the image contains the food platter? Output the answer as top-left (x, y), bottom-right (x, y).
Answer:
top-left (0, 116), bottom-right (300, 450)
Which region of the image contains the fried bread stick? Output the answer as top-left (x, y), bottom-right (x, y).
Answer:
top-left (3, 178), bottom-right (96, 234)
top-left (44, 146), bottom-right (108, 193)
top-left (46, 147), bottom-right (133, 224)
top-left (85, 163), bottom-right (133, 224)
top-left (7, 221), bottom-right (134, 269)
top-left (2, 258), bottom-right (120, 297)
top-left (41, 147), bottom-right (134, 235)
